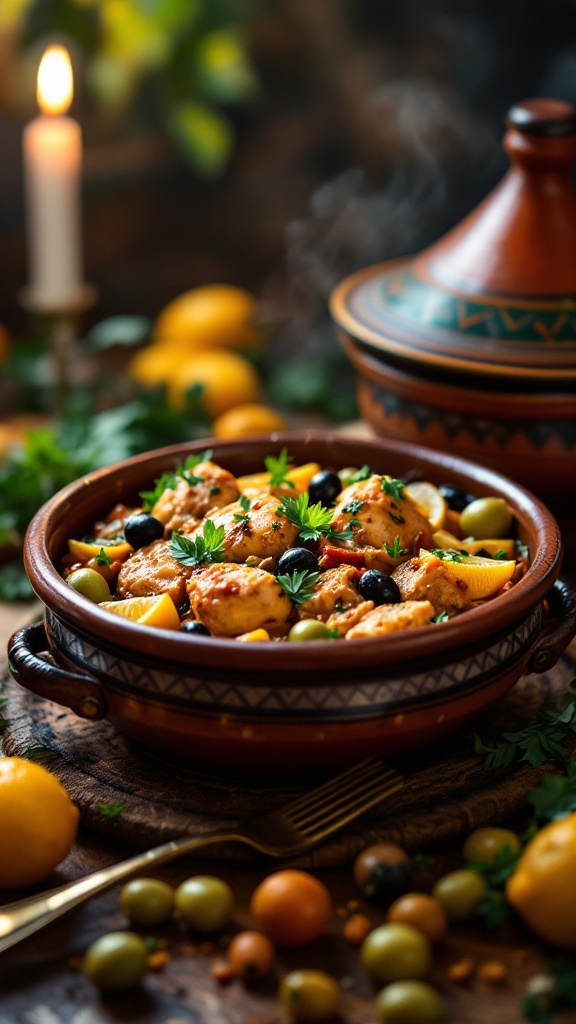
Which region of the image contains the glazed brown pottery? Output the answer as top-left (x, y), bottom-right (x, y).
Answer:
top-left (330, 99), bottom-right (576, 505)
top-left (8, 433), bottom-right (576, 776)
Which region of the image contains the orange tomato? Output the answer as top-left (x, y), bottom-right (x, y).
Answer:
top-left (249, 869), bottom-right (332, 948)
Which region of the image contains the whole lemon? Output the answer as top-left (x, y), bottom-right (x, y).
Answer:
top-left (168, 349), bottom-right (261, 418)
top-left (0, 757), bottom-right (79, 889)
top-left (506, 812), bottom-right (576, 949)
top-left (153, 284), bottom-right (261, 351)
top-left (212, 402), bottom-right (287, 438)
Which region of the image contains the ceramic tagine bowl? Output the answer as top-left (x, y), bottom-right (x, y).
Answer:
top-left (330, 98), bottom-right (576, 509)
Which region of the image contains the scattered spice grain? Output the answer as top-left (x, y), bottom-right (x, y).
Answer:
top-left (447, 957), bottom-right (476, 984)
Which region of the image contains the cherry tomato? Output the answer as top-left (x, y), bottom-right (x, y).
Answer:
top-left (227, 930), bottom-right (275, 981)
top-left (250, 869), bottom-right (332, 948)
top-left (385, 893), bottom-right (448, 943)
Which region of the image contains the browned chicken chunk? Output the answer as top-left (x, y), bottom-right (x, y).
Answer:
top-left (151, 461), bottom-right (240, 534)
top-left (326, 600), bottom-right (375, 637)
top-left (298, 564), bottom-right (364, 620)
top-left (182, 494), bottom-right (299, 563)
top-left (187, 563), bottom-right (293, 637)
top-left (346, 600), bottom-right (435, 638)
top-left (115, 539), bottom-right (192, 606)
top-left (392, 554), bottom-right (469, 615)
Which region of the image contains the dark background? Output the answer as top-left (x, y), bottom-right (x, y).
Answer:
top-left (1, 0), bottom-right (575, 354)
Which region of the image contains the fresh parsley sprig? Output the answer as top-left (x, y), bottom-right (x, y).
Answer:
top-left (474, 686), bottom-right (576, 771)
top-left (381, 477), bottom-right (406, 502)
top-left (265, 447), bottom-right (294, 488)
top-left (385, 535), bottom-right (408, 559)
top-left (169, 520), bottom-right (226, 567)
top-left (431, 548), bottom-right (470, 562)
top-left (277, 569), bottom-right (320, 605)
top-left (528, 758), bottom-right (576, 823)
top-left (277, 493), bottom-right (358, 543)
top-left (140, 451), bottom-right (213, 509)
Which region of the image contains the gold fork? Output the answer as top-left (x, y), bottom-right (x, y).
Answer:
top-left (0, 758), bottom-right (403, 954)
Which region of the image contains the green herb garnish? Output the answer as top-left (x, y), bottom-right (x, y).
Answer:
top-left (265, 447), bottom-right (295, 488)
top-left (342, 499), bottom-right (364, 514)
top-left (466, 844), bottom-right (521, 929)
top-left (98, 801), bottom-right (125, 821)
top-left (277, 569), bottom-right (320, 605)
top-left (474, 690), bottom-right (576, 770)
top-left (528, 758), bottom-right (576, 823)
top-left (380, 477), bottom-right (406, 502)
top-left (169, 520), bottom-right (226, 567)
top-left (431, 548), bottom-right (470, 563)
top-left (140, 471), bottom-right (179, 510)
top-left (385, 535), bottom-right (409, 560)
top-left (233, 494), bottom-right (252, 522)
top-left (430, 610), bottom-right (450, 623)
top-left (351, 464), bottom-right (372, 482)
top-left (276, 493), bottom-right (357, 543)
top-left (96, 547), bottom-right (111, 566)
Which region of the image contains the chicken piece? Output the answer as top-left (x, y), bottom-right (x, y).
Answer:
top-left (182, 494), bottom-right (299, 563)
top-left (392, 554), bottom-right (468, 615)
top-left (325, 600), bottom-right (375, 637)
top-left (328, 475), bottom-right (434, 571)
top-left (346, 600), bottom-right (435, 639)
top-left (151, 461), bottom-right (240, 534)
top-left (116, 539), bottom-right (191, 607)
top-left (298, 565), bottom-right (364, 621)
top-left (186, 563), bottom-right (293, 637)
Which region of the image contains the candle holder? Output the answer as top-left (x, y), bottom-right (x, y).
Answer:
top-left (19, 285), bottom-right (98, 416)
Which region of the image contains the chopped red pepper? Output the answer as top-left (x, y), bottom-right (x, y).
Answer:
top-left (318, 544), bottom-right (366, 570)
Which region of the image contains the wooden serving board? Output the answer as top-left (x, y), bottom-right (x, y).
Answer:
top-left (1, 647), bottom-right (575, 866)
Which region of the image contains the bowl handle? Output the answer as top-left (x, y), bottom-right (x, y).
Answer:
top-left (526, 577), bottom-right (576, 674)
top-left (7, 621), bottom-right (107, 721)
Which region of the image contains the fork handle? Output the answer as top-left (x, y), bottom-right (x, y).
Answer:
top-left (0, 830), bottom-right (241, 955)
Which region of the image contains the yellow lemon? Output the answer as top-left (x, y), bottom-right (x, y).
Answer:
top-left (153, 284), bottom-right (261, 351)
top-left (168, 349), bottom-right (261, 417)
top-left (212, 403), bottom-right (287, 438)
top-left (431, 531), bottom-right (516, 560)
top-left (405, 481), bottom-right (447, 530)
top-left (420, 549), bottom-right (516, 600)
top-left (128, 343), bottom-right (182, 391)
top-left (68, 539), bottom-right (133, 564)
top-left (236, 462), bottom-right (322, 496)
top-left (0, 757), bottom-right (79, 890)
top-left (237, 628), bottom-right (271, 642)
top-left (99, 593), bottom-right (181, 630)
top-left (506, 813), bottom-right (576, 949)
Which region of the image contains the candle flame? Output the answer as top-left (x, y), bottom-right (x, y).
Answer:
top-left (37, 45), bottom-right (74, 116)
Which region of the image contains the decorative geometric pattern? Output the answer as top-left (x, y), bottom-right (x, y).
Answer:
top-left (46, 605), bottom-right (543, 722)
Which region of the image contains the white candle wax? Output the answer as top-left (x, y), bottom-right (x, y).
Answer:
top-left (23, 46), bottom-right (84, 309)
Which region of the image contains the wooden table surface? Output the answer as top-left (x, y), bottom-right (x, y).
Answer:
top-left (1, 601), bottom-right (575, 1024)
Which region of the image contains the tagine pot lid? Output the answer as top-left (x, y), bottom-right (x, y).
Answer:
top-left (330, 98), bottom-right (576, 384)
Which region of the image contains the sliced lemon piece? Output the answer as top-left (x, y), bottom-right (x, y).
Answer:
top-left (236, 462), bottom-right (321, 495)
top-left (405, 481), bottom-right (447, 530)
top-left (236, 628), bottom-right (271, 642)
top-left (99, 593), bottom-right (181, 630)
top-left (432, 528), bottom-right (465, 550)
top-left (68, 539), bottom-right (133, 564)
top-left (431, 532), bottom-right (516, 561)
top-left (420, 548), bottom-right (516, 601)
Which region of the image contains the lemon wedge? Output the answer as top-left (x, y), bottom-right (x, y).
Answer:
top-left (405, 481), bottom-right (447, 530)
top-left (68, 539), bottom-right (133, 563)
top-left (431, 532), bottom-right (516, 560)
top-left (236, 462), bottom-right (321, 495)
top-left (99, 593), bottom-right (181, 630)
top-left (420, 549), bottom-right (516, 601)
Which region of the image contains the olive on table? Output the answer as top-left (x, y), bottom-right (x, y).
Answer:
top-left (308, 470), bottom-right (342, 507)
top-left (438, 483), bottom-right (475, 513)
top-left (124, 513), bottom-right (164, 549)
top-left (180, 620), bottom-right (211, 636)
top-left (174, 875), bottom-right (234, 932)
top-left (227, 930), bottom-right (275, 981)
top-left (288, 620), bottom-right (332, 642)
top-left (279, 969), bottom-right (341, 1023)
top-left (120, 877), bottom-right (175, 928)
top-left (376, 979), bottom-right (446, 1024)
top-left (386, 893), bottom-right (448, 943)
top-left (432, 868), bottom-right (487, 922)
top-left (83, 931), bottom-right (149, 993)
top-left (459, 497), bottom-right (513, 539)
top-left (277, 547), bottom-right (319, 575)
top-left (358, 570), bottom-right (401, 606)
top-left (360, 922), bottom-right (431, 985)
top-left (462, 827), bottom-right (521, 866)
top-left (66, 567), bottom-right (111, 604)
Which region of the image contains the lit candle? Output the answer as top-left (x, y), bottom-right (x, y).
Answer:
top-left (23, 45), bottom-right (83, 309)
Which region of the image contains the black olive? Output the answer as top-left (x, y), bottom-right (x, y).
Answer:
top-left (362, 862), bottom-right (412, 906)
top-left (438, 484), bottom-right (476, 513)
top-left (180, 621), bottom-right (211, 636)
top-left (124, 513), bottom-right (164, 549)
top-left (277, 547), bottom-right (319, 575)
top-left (358, 570), bottom-right (401, 605)
top-left (308, 470), bottom-right (342, 507)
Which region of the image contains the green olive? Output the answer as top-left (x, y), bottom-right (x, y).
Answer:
top-left (459, 497), bottom-right (513, 539)
top-left (288, 620), bottom-right (331, 642)
top-left (174, 875), bottom-right (234, 932)
top-left (120, 877), bottom-right (175, 927)
top-left (462, 827), bottom-right (521, 866)
top-left (279, 969), bottom-right (340, 1023)
top-left (66, 567), bottom-right (111, 603)
top-left (338, 466), bottom-right (359, 489)
top-left (360, 923), bottom-right (431, 986)
top-left (432, 869), bottom-right (487, 922)
top-left (376, 980), bottom-right (446, 1023)
top-left (83, 931), bottom-right (149, 993)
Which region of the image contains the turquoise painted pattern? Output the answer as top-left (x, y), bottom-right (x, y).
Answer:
top-left (381, 270), bottom-right (576, 344)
